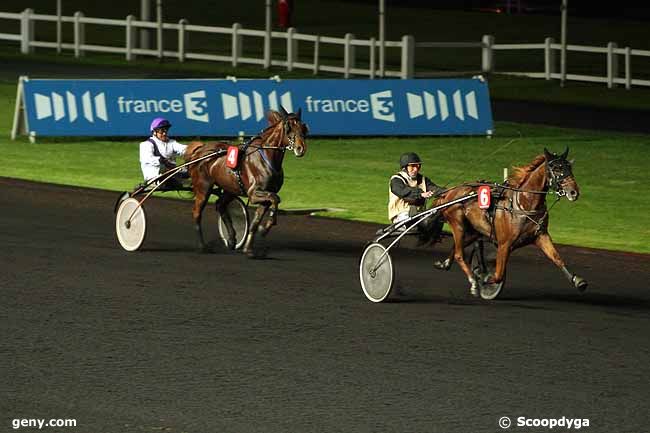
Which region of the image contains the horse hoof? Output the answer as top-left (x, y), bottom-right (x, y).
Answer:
top-left (433, 258), bottom-right (451, 271)
top-left (573, 275), bottom-right (588, 292)
top-left (244, 246), bottom-right (262, 258)
top-left (246, 248), bottom-right (268, 259)
top-left (469, 282), bottom-right (479, 298)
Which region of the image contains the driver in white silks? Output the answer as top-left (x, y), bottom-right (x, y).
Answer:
top-left (388, 152), bottom-right (445, 240)
top-left (139, 117), bottom-right (188, 190)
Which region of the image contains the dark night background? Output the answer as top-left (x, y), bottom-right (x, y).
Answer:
top-left (348, 0), bottom-right (650, 20)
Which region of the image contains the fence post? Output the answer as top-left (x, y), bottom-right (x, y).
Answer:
top-left (343, 33), bottom-right (356, 78)
top-left (369, 37), bottom-right (376, 79)
top-left (286, 27), bottom-right (297, 72)
top-left (231, 23), bottom-right (242, 67)
top-left (178, 19), bottom-right (188, 62)
top-left (607, 42), bottom-right (618, 89)
top-left (482, 35), bottom-right (494, 73)
top-left (156, 0), bottom-right (163, 60)
top-left (313, 35), bottom-right (320, 75)
top-left (74, 11), bottom-right (85, 58)
top-left (126, 15), bottom-right (135, 61)
top-left (264, 25), bottom-right (271, 69)
top-left (624, 47), bottom-right (631, 90)
top-left (20, 9), bottom-right (34, 54)
top-left (401, 35), bottom-right (414, 79)
top-left (544, 37), bottom-right (555, 80)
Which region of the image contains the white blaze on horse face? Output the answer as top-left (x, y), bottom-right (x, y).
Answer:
top-left (559, 169), bottom-right (579, 202)
top-left (564, 184), bottom-right (580, 201)
top-left (292, 135), bottom-right (305, 157)
top-left (288, 120), bottom-right (306, 157)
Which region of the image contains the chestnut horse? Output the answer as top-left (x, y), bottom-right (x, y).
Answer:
top-left (184, 108), bottom-right (308, 256)
top-left (432, 148), bottom-right (587, 297)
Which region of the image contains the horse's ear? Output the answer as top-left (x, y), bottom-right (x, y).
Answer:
top-left (543, 147), bottom-right (554, 161)
top-left (267, 110), bottom-right (282, 124)
top-left (561, 147), bottom-right (569, 159)
top-left (279, 105), bottom-right (289, 119)
top-left (296, 108), bottom-right (302, 120)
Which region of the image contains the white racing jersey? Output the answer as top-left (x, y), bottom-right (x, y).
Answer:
top-left (139, 135), bottom-right (187, 181)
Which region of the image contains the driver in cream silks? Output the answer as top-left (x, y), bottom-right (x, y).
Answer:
top-left (139, 117), bottom-right (187, 188)
top-left (388, 152), bottom-right (445, 239)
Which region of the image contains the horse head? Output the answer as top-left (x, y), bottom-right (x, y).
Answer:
top-left (268, 107), bottom-right (309, 158)
top-left (544, 147), bottom-right (580, 201)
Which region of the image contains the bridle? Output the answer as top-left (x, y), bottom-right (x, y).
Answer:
top-left (546, 157), bottom-right (574, 197)
top-left (254, 118), bottom-right (305, 152)
top-left (489, 156), bottom-right (574, 197)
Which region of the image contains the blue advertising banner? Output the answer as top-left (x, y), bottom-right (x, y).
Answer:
top-left (15, 77), bottom-right (493, 137)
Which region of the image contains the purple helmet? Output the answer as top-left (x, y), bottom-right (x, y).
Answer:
top-left (150, 117), bottom-right (172, 133)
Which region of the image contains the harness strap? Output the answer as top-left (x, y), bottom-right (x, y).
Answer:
top-left (258, 147), bottom-right (278, 174)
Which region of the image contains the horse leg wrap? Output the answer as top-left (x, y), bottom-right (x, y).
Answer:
top-left (469, 277), bottom-right (479, 297)
top-left (562, 265), bottom-right (587, 291)
top-left (433, 258), bottom-right (452, 271)
top-left (572, 275), bottom-right (588, 292)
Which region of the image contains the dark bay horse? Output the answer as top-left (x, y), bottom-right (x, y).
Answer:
top-left (433, 148), bottom-right (587, 297)
top-left (184, 108), bottom-right (308, 256)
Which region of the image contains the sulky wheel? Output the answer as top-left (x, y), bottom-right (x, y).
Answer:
top-left (359, 242), bottom-right (395, 302)
top-left (115, 197), bottom-right (147, 251)
top-left (217, 196), bottom-right (249, 250)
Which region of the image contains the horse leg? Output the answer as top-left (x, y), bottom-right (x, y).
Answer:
top-left (447, 222), bottom-right (480, 297)
top-left (433, 251), bottom-right (454, 271)
top-left (242, 203), bottom-right (269, 257)
top-left (191, 185), bottom-right (212, 253)
top-left (258, 192), bottom-right (280, 236)
top-left (535, 233), bottom-right (588, 291)
top-left (215, 195), bottom-right (236, 250)
top-left (487, 241), bottom-right (512, 285)
top-left (433, 231), bottom-right (481, 271)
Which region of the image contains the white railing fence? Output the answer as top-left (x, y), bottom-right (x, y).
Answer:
top-left (2, 8), bottom-right (650, 88)
top-left (0, 9), bottom-right (413, 79)
top-left (416, 35), bottom-right (650, 89)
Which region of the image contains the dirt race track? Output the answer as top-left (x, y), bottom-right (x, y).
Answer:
top-left (1, 177), bottom-right (649, 433)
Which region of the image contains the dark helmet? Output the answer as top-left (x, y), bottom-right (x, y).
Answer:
top-left (150, 117), bottom-right (172, 133)
top-left (400, 152), bottom-right (422, 168)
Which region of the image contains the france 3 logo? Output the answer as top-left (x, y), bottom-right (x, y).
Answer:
top-left (116, 90), bottom-right (210, 123)
top-left (361, 89), bottom-right (482, 123)
top-left (33, 89), bottom-right (211, 123)
top-left (33, 91), bottom-right (108, 123)
top-left (221, 90), bottom-right (293, 121)
top-left (406, 90), bottom-right (479, 121)
top-left (183, 90), bottom-right (209, 122)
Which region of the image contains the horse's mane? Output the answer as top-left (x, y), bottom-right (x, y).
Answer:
top-left (507, 154), bottom-right (547, 188)
top-left (184, 110), bottom-right (306, 162)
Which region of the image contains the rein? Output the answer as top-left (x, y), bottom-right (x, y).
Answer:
top-left (461, 181), bottom-right (551, 196)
